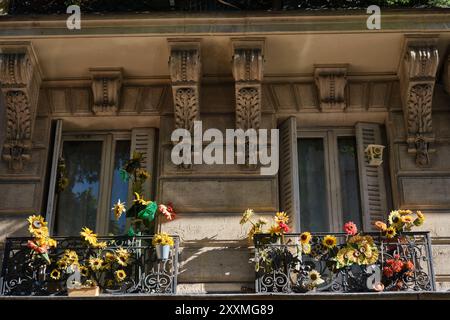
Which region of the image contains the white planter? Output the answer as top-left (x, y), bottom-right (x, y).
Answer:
top-left (155, 244), bottom-right (171, 260)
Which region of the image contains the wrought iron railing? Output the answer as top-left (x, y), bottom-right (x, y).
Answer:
top-left (0, 235), bottom-right (179, 296)
top-left (1, 0), bottom-right (447, 15)
top-left (254, 232), bottom-right (435, 293)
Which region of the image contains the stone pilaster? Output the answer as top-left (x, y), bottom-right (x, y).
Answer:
top-left (0, 42), bottom-right (42, 172)
top-left (399, 36), bottom-right (439, 167)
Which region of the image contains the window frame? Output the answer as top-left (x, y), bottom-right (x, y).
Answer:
top-left (56, 131), bottom-right (131, 235)
top-left (297, 127), bottom-right (357, 232)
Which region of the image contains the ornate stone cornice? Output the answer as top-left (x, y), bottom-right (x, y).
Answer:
top-left (314, 66), bottom-right (347, 112)
top-left (231, 38), bottom-right (264, 131)
top-left (168, 39), bottom-right (201, 132)
top-left (399, 36), bottom-right (439, 167)
top-left (89, 67), bottom-right (123, 116)
top-left (0, 41), bottom-right (42, 172)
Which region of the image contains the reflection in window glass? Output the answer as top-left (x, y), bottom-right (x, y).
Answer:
top-left (338, 137), bottom-right (362, 227)
top-left (109, 140), bottom-right (131, 235)
top-left (55, 141), bottom-right (102, 235)
top-left (298, 138), bottom-right (329, 232)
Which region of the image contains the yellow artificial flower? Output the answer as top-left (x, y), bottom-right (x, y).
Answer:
top-left (401, 215), bottom-right (414, 224)
top-left (388, 211), bottom-right (403, 228)
top-left (133, 192), bottom-right (150, 206)
top-left (240, 209), bottom-right (254, 225)
top-left (152, 233), bottom-right (175, 247)
top-left (80, 227), bottom-right (98, 245)
top-left (398, 209), bottom-right (413, 216)
top-left (301, 243), bottom-right (311, 254)
top-left (89, 257), bottom-right (104, 271)
top-left (115, 269), bottom-right (127, 282)
top-left (112, 199), bottom-right (127, 220)
top-left (414, 211), bottom-right (426, 227)
top-left (50, 269), bottom-right (61, 280)
top-left (57, 259), bottom-right (68, 270)
top-left (275, 211), bottom-right (289, 224)
top-left (47, 238), bottom-right (57, 248)
top-left (307, 270), bottom-right (324, 287)
top-left (27, 215), bottom-right (47, 233)
top-left (31, 227), bottom-right (49, 238)
top-left (80, 265), bottom-right (89, 277)
top-left (417, 211), bottom-right (425, 221)
top-left (105, 252), bottom-right (116, 262)
top-left (322, 235), bottom-right (337, 249)
top-left (116, 248), bottom-right (130, 266)
top-left (386, 226), bottom-right (397, 239)
top-left (93, 241), bottom-right (107, 249)
top-left (300, 232), bottom-right (312, 244)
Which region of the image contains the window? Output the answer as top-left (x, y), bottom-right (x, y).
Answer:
top-left (53, 133), bottom-right (131, 236)
top-left (297, 129), bottom-right (362, 232)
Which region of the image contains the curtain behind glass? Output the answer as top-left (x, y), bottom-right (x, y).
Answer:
top-left (55, 141), bottom-right (102, 235)
top-left (298, 138), bottom-right (329, 232)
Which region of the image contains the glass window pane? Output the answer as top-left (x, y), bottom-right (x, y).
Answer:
top-left (338, 136), bottom-right (362, 227)
top-left (109, 140), bottom-right (131, 235)
top-left (298, 138), bottom-right (329, 232)
top-left (55, 141), bottom-right (102, 235)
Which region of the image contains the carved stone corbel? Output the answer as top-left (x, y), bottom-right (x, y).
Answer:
top-left (231, 39), bottom-right (264, 131)
top-left (89, 68), bottom-right (123, 116)
top-left (0, 42), bottom-right (42, 172)
top-left (314, 66), bottom-right (347, 112)
top-left (399, 37), bottom-right (439, 167)
top-left (168, 40), bottom-right (201, 132)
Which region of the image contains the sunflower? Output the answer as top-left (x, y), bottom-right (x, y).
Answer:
top-left (300, 232), bottom-right (312, 244)
top-left (112, 199), bottom-right (127, 220)
top-left (105, 252), bottom-right (116, 262)
top-left (80, 227), bottom-right (98, 245)
top-left (50, 269), bottom-right (61, 280)
top-left (275, 211), bottom-right (289, 224)
top-left (307, 270), bottom-right (324, 287)
top-left (46, 238), bottom-right (57, 248)
top-left (80, 265), bottom-right (89, 277)
top-left (89, 257), bottom-right (104, 271)
top-left (374, 221), bottom-right (387, 231)
top-left (57, 258), bottom-right (68, 270)
top-left (398, 209), bottom-right (413, 216)
top-left (27, 215), bottom-right (47, 233)
top-left (301, 243), bottom-right (312, 254)
top-left (31, 227), bottom-right (49, 238)
top-left (388, 211), bottom-right (403, 229)
top-left (93, 241), bottom-right (107, 249)
top-left (322, 235), bottom-right (337, 249)
top-left (386, 226), bottom-right (397, 239)
top-left (240, 209), bottom-right (254, 225)
top-left (115, 269), bottom-right (127, 282)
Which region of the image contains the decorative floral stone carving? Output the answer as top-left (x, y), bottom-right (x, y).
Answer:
top-left (89, 68), bottom-right (123, 116)
top-left (400, 37), bottom-right (439, 167)
top-left (168, 40), bottom-right (202, 132)
top-left (235, 87), bottom-right (261, 131)
top-left (0, 42), bottom-right (41, 172)
top-left (314, 67), bottom-right (347, 112)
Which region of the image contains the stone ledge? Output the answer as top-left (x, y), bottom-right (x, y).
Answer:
top-left (1, 292), bottom-right (449, 300)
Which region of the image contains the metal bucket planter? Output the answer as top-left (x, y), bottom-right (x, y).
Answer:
top-left (155, 244), bottom-right (171, 260)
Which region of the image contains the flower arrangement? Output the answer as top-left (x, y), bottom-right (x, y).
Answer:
top-left (112, 151), bottom-right (176, 236)
top-left (240, 209), bottom-right (290, 242)
top-left (152, 232), bottom-right (175, 247)
top-left (374, 210), bottom-right (425, 238)
top-left (26, 215), bottom-right (57, 264)
top-left (382, 254), bottom-right (415, 290)
top-left (49, 226), bottom-right (132, 292)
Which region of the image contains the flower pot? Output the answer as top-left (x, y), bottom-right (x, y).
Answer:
top-left (67, 285), bottom-right (100, 297)
top-left (155, 244), bottom-right (171, 260)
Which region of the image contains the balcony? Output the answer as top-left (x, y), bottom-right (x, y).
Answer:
top-left (254, 232), bottom-right (435, 293)
top-left (0, 235), bottom-right (179, 296)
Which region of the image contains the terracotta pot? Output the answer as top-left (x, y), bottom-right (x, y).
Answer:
top-left (68, 286), bottom-right (100, 297)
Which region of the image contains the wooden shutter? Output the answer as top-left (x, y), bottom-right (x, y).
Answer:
top-left (356, 122), bottom-right (388, 232)
top-left (130, 128), bottom-right (157, 200)
top-left (45, 119), bottom-right (63, 235)
top-left (278, 116), bottom-right (301, 232)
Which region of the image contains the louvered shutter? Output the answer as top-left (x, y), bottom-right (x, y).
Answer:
top-left (355, 122), bottom-right (388, 232)
top-left (45, 119), bottom-right (63, 235)
top-left (278, 116), bottom-right (301, 232)
top-left (130, 128), bottom-right (157, 200)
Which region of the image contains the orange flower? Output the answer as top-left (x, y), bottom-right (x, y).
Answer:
top-left (374, 221), bottom-right (387, 231)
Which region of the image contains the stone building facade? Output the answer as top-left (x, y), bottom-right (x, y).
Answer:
top-left (0, 9), bottom-right (450, 293)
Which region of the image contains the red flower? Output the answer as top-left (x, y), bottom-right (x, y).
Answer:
top-left (158, 204), bottom-right (176, 221)
top-left (344, 221), bottom-right (358, 236)
top-left (404, 260), bottom-right (415, 271)
top-left (383, 266), bottom-right (394, 278)
top-left (392, 260), bottom-right (404, 273)
top-left (27, 240), bottom-right (47, 254)
top-left (278, 222), bottom-right (290, 233)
